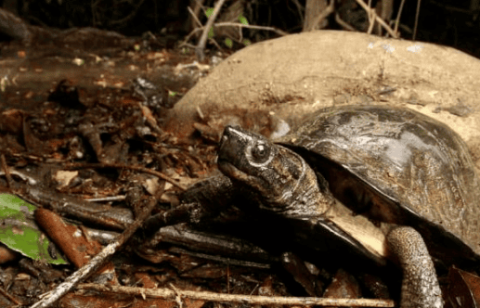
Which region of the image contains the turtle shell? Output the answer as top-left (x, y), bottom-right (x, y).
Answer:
top-left (276, 105), bottom-right (480, 265)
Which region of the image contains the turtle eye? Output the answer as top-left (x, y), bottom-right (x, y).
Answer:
top-left (251, 142), bottom-right (270, 161)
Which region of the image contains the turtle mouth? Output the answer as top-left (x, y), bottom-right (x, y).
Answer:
top-left (217, 159), bottom-right (249, 182)
top-left (217, 126), bottom-right (250, 178)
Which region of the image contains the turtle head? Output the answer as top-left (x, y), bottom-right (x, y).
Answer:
top-left (217, 126), bottom-right (331, 215)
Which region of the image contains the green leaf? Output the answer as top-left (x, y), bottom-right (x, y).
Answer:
top-left (208, 27), bottom-right (214, 38)
top-left (224, 38), bottom-right (233, 48)
top-left (243, 39), bottom-right (252, 46)
top-left (168, 91), bottom-right (177, 97)
top-left (0, 194), bottom-right (67, 265)
top-left (238, 15), bottom-right (249, 25)
top-left (205, 7), bottom-right (214, 18)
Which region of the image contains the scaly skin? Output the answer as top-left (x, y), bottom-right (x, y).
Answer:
top-left (387, 227), bottom-right (443, 308)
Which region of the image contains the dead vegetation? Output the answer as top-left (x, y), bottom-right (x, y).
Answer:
top-left (1, 1), bottom-right (480, 307)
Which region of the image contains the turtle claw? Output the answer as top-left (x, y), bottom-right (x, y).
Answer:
top-left (387, 227), bottom-right (443, 308)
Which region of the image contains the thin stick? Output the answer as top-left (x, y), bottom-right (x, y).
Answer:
top-left (291, 0), bottom-right (305, 22)
top-left (308, 0), bottom-right (335, 31)
top-left (354, 0), bottom-right (398, 38)
top-left (196, 0), bottom-right (227, 61)
top-left (189, 0), bottom-right (205, 31)
top-left (0, 154), bottom-right (13, 188)
top-left (182, 22), bottom-right (288, 47)
top-left (213, 22), bottom-right (289, 35)
top-left (63, 162), bottom-right (186, 191)
top-left (366, 2), bottom-right (376, 34)
top-left (187, 6), bottom-right (203, 28)
top-left (366, 0), bottom-right (374, 34)
top-left (335, 13), bottom-right (357, 32)
top-left (394, 0), bottom-right (406, 36)
top-left (0, 286), bottom-right (22, 305)
top-left (77, 283), bottom-right (396, 307)
top-left (29, 197), bottom-right (158, 308)
top-left (413, 0), bottom-right (422, 40)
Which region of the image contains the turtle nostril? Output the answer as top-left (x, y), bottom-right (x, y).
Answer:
top-left (223, 125), bottom-right (236, 136)
top-left (220, 134), bottom-right (228, 146)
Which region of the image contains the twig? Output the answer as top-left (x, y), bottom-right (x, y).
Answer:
top-left (85, 195), bottom-right (126, 202)
top-left (25, 187), bottom-right (133, 230)
top-left (0, 169), bottom-right (37, 185)
top-left (0, 8), bottom-right (32, 41)
top-left (413, 0), bottom-right (422, 40)
top-left (63, 162), bottom-right (186, 191)
top-left (196, 0), bottom-right (227, 61)
top-left (291, 0), bottom-right (305, 22)
top-left (0, 155), bottom-right (12, 188)
top-left (189, 0), bottom-right (206, 31)
top-left (365, 0), bottom-right (373, 33)
top-left (182, 22), bottom-right (288, 48)
top-left (77, 283), bottom-right (396, 307)
top-left (308, 0), bottom-right (335, 31)
top-left (366, 1), bottom-right (376, 34)
top-left (335, 14), bottom-right (357, 32)
top-left (394, 0), bottom-right (406, 35)
top-left (208, 35), bottom-right (223, 52)
top-left (187, 6), bottom-right (203, 28)
top-left (32, 243), bottom-right (118, 308)
top-left (215, 22), bottom-right (289, 35)
top-left (169, 283), bottom-right (184, 308)
top-left (0, 286), bottom-right (22, 305)
top-left (29, 196), bottom-right (158, 308)
top-left (354, 0), bottom-right (399, 38)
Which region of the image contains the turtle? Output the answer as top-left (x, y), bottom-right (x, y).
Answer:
top-left (147, 105), bottom-right (480, 308)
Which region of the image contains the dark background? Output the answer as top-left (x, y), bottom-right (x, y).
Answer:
top-left (1, 0), bottom-right (479, 57)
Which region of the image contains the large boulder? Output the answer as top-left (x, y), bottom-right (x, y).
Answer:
top-left (165, 30), bottom-right (480, 168)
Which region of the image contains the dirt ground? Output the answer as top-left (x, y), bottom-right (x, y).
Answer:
top-left (2, 28), bottom-right (480, 308)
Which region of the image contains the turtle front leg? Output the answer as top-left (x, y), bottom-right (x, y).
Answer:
top-left (143, 175), bottom-right (235, 233)
top-left (387, 227), bottom-right (443, 308)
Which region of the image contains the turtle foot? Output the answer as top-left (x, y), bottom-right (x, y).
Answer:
top-left (387, 226), bottom-right (443, 308)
